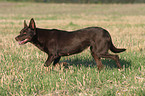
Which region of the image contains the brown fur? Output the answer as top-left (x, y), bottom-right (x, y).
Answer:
top-left (15, 18), bottom-right (126, 70)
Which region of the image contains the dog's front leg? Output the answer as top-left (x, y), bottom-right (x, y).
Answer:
top-left (44, 55), bottom-right (54, 67)
top-left (53, 56), bottom-right (61, 66)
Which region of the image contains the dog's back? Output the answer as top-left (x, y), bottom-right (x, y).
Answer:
top-left (15, 18), bottom-right (126, 70)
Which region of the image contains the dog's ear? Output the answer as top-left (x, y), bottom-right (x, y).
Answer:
top-left (29, 18), bottom-right (36, 31)
top-left (24, 20), bottom-right (27, 27)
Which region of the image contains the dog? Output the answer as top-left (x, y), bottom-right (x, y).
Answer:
top-left (15, 18), bottom-right (126, 70)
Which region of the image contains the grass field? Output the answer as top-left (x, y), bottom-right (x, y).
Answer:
top-left (0, 2), bottom-right (145, 95)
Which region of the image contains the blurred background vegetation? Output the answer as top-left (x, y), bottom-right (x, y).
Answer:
top-left (0, 0), bottom-right (145, 3)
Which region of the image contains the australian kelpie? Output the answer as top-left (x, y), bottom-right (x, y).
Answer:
top-left (15, 18), bottom-right (126, 70)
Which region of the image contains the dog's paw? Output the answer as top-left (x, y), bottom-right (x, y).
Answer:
top-left (62, 62), bottom-right (68, 66)
top-left (44, 64), bottom-right (49, 67)
top-left (97, 65), bottom-right (104, 70)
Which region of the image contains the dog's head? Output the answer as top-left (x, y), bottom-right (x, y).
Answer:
top-left (15, 18), bottom-right (36, 45)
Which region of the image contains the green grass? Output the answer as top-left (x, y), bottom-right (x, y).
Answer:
top-left (0, 2), bottom-right (145, 95)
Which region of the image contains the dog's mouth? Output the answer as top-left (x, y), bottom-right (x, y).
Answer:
top-left (18, 38), bottom-right (29, 45)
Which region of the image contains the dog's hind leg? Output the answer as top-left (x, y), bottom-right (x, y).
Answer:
top-left (53, 56), bottom-right (61, 66)
top-left (91, 52), bottom-right (104, 70)
top-left (100, 54), bottom-right (122, 68)
top-left (90, 46), bottom-right (104, 70)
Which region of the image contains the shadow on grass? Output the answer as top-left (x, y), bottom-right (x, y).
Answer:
top-left (61, 57), bottom-right (131, 69)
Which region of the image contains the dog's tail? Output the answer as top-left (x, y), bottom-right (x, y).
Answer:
top-left (110, 41), bottom-right (126, 53)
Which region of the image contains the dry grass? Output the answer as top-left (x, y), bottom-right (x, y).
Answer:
top-left (0, 2), bottom-right (145, 95)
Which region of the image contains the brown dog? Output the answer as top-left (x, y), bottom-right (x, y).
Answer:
top-left (15, 18), bottom-right (126, 70)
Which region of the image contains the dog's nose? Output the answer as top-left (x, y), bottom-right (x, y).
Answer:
top-left (15, 37), bottom-right (19, 41)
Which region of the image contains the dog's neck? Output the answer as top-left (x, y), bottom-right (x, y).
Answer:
top-left (30, 28), bottom-right (49, 53)
top-left (31, 36), bottom-right (44, 50)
